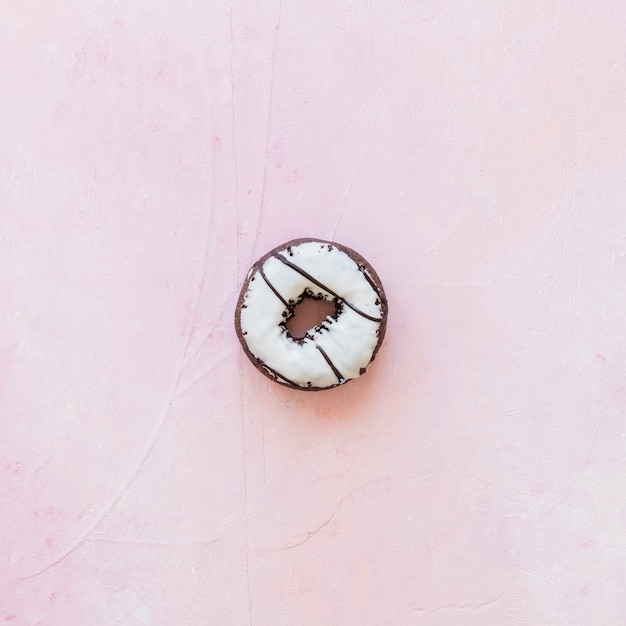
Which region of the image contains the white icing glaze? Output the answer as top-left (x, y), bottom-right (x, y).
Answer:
top-left (238, 240), bottom-right (386, 389)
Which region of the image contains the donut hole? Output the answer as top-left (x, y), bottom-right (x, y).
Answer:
top-left (285, 295), bottom-right (337, 339)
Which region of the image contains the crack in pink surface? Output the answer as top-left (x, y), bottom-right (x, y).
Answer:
top-left (20, 355), bottom-right (195, 581)
top-left (173, 347), bottom-right (237, 399)
top-left (252, 0), bottom-right (282, 260)
top-left (412, 592), bottom-right (510, 616)
top-left (376, 580), bottom-right (514, 625)
top-left (332, 102), bottom-right (379, 240)
top-left (265, 472), bottom-right (434, 552)
top-left (229, 5), bottom-right (253, 624)
top-left (179, 604), bottom-right (203, 623)
top-left (19, 146), bottom-right (217, 584)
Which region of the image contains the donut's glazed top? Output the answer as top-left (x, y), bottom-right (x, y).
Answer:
top-left (236, 239), bottom-right (387, 390)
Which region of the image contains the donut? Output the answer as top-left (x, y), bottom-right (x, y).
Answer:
top-left (234, 238), bottom-right (388, 391)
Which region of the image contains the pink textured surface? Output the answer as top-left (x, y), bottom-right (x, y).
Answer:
top-left (2, 1), bottom-right (626, 624)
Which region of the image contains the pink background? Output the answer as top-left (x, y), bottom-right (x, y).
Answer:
top-left (2, 1), bottom-right (626, 624)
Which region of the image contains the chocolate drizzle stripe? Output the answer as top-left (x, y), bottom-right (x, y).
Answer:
top-left (271, 253), bottom-right (383, 323)
top-left (316, 345), bottom-right (344, 383)
top-left (357, 264), bottom-right (381, 295)
top-left (259, 266), bottom-right (290, 309)
top-left (260, 362), bottom-right (300, 387)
